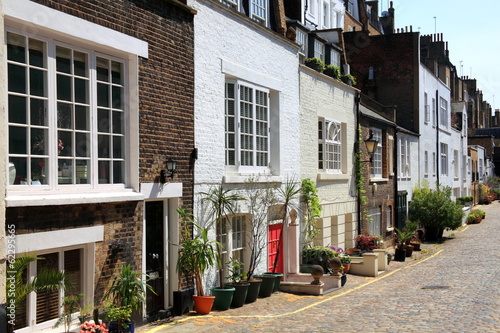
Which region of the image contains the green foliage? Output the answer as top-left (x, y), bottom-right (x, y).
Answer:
top-left (409, 183), bottom-right (464, 231)
top-left (104, 264), bottom-right (155, 311)
top-left (456, 196), bottom-right (474, 205)
top-left (176, 208), bottom-right (221, 296)
top-left (394, 222), bottom-right (417, 249)
top-left (355, 233), bottom-right (382, 251)
top-left (226, 258), bottom-right (245, 284)
top-left (305, 57), bottom-right (326, 72)
top-left (323, 64), bottom-right (341, 80)
top-left (339, 256), bottom-right (351, 264)
top-left (355, 125), bottom-right (367, 206)
top-left (302, 246), bottom-right (338, 271)
top-left (53, 294), bottom-right (82, 332)
top-left (341, 73), bottom-right (357, 85)
top-left (301, 178), bottom-right (322, 248)
top-left (105, 304), bottom-right (132, 332)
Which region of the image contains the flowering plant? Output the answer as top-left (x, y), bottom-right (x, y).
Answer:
top-left (355, 233), bottom-right (382, 251)
top-left (33, 137), bottom-right (64, 155)
top-left (80, 321), bottom-right (108, 333)
top-left (31, 161), bottom-right (45, 182)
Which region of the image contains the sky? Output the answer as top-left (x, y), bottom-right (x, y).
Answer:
top-left (382, 0), bottom-right (499, 112)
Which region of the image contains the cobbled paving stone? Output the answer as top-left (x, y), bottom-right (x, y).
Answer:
top-left (138, 202), bottom-right (500, 332)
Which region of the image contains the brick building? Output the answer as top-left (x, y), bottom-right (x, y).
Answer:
top-left (4, 0), bottom-right (195, 330)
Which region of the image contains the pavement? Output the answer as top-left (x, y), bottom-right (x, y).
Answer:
top-left (137, 202), bottom-right (500, 332)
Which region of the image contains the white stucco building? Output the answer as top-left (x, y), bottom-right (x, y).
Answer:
top-left (189, 0), bottom-right (301, 287)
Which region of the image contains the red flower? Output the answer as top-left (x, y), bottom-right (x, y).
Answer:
top-left (39, 162), bottom-right (45, 167)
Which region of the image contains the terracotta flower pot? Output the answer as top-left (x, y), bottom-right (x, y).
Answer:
top-left (193, 295), bottom-right (215, 315)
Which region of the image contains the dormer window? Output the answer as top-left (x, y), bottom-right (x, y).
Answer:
top-left (314, 40), bottom-right (325, 61)
top-left (251, 0), bottom-right (267, 25)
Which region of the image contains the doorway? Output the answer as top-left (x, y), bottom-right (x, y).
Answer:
top-left (145, 201), bottom-right (166, 315)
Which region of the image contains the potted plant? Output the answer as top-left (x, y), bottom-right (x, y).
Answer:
top-left (224, 258), bottom-right (250, 308)
top-left (104, 264), bottom-right (154, 332)
top-left (80, 321), bottom-right (109, 333)
top-left (301, 246), bottom-right (338, 273)
top-left (355, 233), bottom-right (381, 252)
top-left (341, 73), bottom-right (357, 86)
top-left (304, 57), bottom-right (326, 72)
top-left (105, 305), bottom-right (132, 333)
top-left (53, 294), bottom-right (82, 332)
top-left (340, 256), bottom-right (352, 274)
top-left (176, 216), bottom-right (220, 315)
top-left (242, 177), bottom-right (279, 303)
top-left (394, 226), bottom-right (415, 261)
top-left (323, 64), bottom-right (341, 80)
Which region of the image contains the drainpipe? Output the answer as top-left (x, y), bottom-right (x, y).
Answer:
top-left (355, 92), bottom-right (362, 237)
top-left (436, 90), bottom-right (440, 187)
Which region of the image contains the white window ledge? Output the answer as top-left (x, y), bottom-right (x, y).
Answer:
top-left (317, 173), bottom-right (349, 182)
top-left (6, 190), bottom-right (144, 207)
top-left (369, 178), bottom-right (389, 183)
top-left (223, 175), bottom-right (282, 184)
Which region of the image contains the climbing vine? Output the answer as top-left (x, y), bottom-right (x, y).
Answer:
top-left (301, 178), bottom-right (322, 248)
top-left (356, 125), bottom-right (367, 205)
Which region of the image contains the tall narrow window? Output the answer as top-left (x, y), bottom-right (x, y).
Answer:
top-left (424, 151), bottom-right (429, 176)
top-left (440, 143), bottom-right (448, 176)
top-left (218, 215), bottom-right (248, 277)
top-left (424, 92), bottom-right (430, 123)
top-left (251, 0), bottom-right (267, 25)
top-left (225, 80), bottom-right (270, 173)
top-left (318, 119), bottom-right (342, 173)
top-left (440, 97), bottom-right (448, 127)
top-left (454, 149), bottom-right (459, 178)
top-left (432, 98), bottom-right (436, 127)
top-left (314, 40), bottom-right (325, 61)
top-left (432, 152), bottom-right (436, 175)
top-left (370, 128), bottom-right (382, 178)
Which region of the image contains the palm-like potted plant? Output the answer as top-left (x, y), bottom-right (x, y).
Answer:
top-left (104, 264), bottom-right (154, 332)
top-left (176, 214), bottom-right (220, 314)
top-left (224, 258), bottom-right (250, 308)
top-left (394, 225), bottom-right (415, 262)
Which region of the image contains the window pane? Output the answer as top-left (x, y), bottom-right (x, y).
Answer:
top-left (9, 126), bottom-right (27, 154)
top-left (57, 103), bottom-right (72, 129)
top-left (56, 46), bottom-right (71, 74)
top-left (64, 249), bottom-right (83, 297)
top-left (58, 159), bottom-right (72, 183)
top-left (31, 128), bottom-right (47, 155)
top-left (111, 61), bottom-right (123, 84)
top-left (74, 78), bottom-right (88, 104)
top-left (112, 111), bottom-right (124, 134)
top-left (97, 57), bottom-right (109, 82)
top-left (57, 74), bottom-right (72, 101)
top-left (112, 86), bottom-right (123, 109)
top-left (113, 161), bottom-right (124, 183)
top-left (98, 135), bottom-right (110, 158)
top-left (76, 161), bottom-right (90, 184)
top-left (98, 160), bottom-right (110, 184)
top-left (73, 51), bottom-right (87, 77)
top-left (7, 32), bottom-right (26, 63)
top-left (31, 99), bottom-right (47, 126)
top-left (75, 106), bottom-right (89, 131)
top-left (113, 136), bottom-right (124, 158)
top-left (97, 83), bottom-right (109, 107)
top-left (29, 68), bottom-right (46, 97)
top-left (8, 64), bottom-right (26, 93)
top-left (29, 38), bottom-right (45, 68)
top-left (98, 109), bottom-right (110, 133)
top-left (36, 252), bottom-right (60, 323)
top-left (75, 132), bottom-right (89, 157)
top-left (31, 157), bottom-right (48, 184)
top-left (58, 131), bottom-right (72, 157)
top-left (9, 157), bottom-right (27, 185)
top-left (9, 95), bottom-right (27, 124)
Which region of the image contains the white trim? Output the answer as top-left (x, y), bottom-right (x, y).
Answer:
top-left (317, 173), bottom-right (349, 181)
top-left (15, 225), bottom-right (104, 253)
top-left (223, 174), bottom-right (282, 184)
top-left (140, 182), bottom-right (183, 199)
top-left (6, 191), bottom-right (144, 207)
top-left (4, 0), bottom-right (148, 58)
top-left (221, 59), bottom-right (281, 91)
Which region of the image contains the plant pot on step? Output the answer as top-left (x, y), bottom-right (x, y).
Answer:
top-left (409, 241), bottom-right (421, 251)
top-left (255, 274), bottom-right (275, 298)
top-left (211, 286), bottom-right (235, 311)
top-left (193, 295), bottom-right (215, 315)
top-left (264, 272), bottom-right (283, 292)
top-left (173, 287), bottom-right (194, 315)
top-left (225, 282), bottom-right (250, 308)
top-left (109, 321), bottom-right (135, 333)
top-left (394, 248), bottom-right (406, 262)
top-left (341, 273), bottom-right (347, 287)
top-left (405, 244), bottom-right (414, 257)
top-left (245, 278), bottom-right (262, 304)
top-left (342, 263), bottom-right (351, 274)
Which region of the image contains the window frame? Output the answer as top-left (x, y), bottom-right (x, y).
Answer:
top-left (424, 92), bottom-right (430, 123)
top-left (318, 118), bottom-right (342, 173)
top-left (314, 39), bottom-right (325, 61)
top-left (440, 143), bottom-right (448, 176)
top-left (5, 27), bottom-right (136, 196)
top-left (217, 214), bottom-right (249, 279)
top-left (250, 0), bottom-right (268, 25)
top-left (225, 79), bottom-right (271, 175)
top-left (439, 97), bottom-right (448, 128)
top-left (370, 128), bottom-right (383, 179)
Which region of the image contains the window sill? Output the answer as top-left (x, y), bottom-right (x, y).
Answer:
top-left (317, 173), bottom-right (349, 182)
top-left (223, 174), bottom-right (282, 184)
top-left (369, 177), bottom-right (388, 183)
top-left (6, 189), bottom-right (144, 207)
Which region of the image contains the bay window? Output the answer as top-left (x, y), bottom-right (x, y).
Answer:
top-left (7, 31), bottom-right (127, 188)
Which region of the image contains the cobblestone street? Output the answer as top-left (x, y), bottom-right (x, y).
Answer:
top-left (139, 202), bottom-right (500, 333)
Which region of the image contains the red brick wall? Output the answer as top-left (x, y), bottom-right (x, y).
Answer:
top-left (344, 31), bottom-right (420, 133)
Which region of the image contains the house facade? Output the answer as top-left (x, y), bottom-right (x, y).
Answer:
top-left (188, 0), bottom-right (300, 289)
top-left (4, 0), bottom-right (195, 330)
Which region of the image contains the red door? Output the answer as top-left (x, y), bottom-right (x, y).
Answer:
top-left (268, 223), bottom-right (284, 274)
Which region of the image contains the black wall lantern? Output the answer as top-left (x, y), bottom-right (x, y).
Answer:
top-left (363, 130), bottom-right (378, 162)
top-left (160, 158), bottom-right (177, 184)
